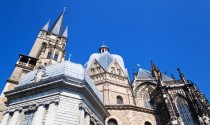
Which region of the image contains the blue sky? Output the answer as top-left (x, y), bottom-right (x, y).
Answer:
top-left (0, 0), bottom-right (210, 100)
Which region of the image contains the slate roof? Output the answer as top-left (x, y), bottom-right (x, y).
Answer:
top-left (137, 68), bottom-right (173, 81)
top-left (18, 61), bottom-right (102, 101)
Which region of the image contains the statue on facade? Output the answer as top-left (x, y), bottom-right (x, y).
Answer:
top-left (32, 63), bottom-right (48, 83)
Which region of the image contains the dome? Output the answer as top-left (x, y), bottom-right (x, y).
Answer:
top-left (85, 51), bottom-right (128, 76)
top-left (18, 60), bottom-right (103, 101)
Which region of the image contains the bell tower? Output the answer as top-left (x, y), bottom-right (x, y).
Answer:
top-left (1, 9), bottom-right (68, 96)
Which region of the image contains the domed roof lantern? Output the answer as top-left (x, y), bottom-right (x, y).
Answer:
top-left (99, 44), bottom-right (109, 53)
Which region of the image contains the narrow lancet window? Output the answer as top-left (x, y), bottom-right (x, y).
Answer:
top-left (47, 51), bottom-right (52, 59)
top-left (54, 53), bottom-right (59, 61)
top-left (176, 97), bottom-right (195, 125)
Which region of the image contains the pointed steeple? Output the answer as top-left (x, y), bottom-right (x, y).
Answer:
top-left (62, 25), bottom-right (68, 38)
top-left (41, 19), bottom-right (50, 31)
top-left (49, 10), bottom-right (65, 35)
top-left (177, 68), bottom-right (187, 84)
top-left (151, 61), bottom-right (163, 86)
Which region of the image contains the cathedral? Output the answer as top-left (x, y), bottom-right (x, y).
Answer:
top-left (0, 9), bottom-right (210, 125)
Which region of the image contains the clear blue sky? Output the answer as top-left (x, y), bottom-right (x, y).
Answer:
top-left (0, 0), bottom-right (210, 100)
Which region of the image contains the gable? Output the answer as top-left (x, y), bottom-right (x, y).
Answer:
top-left (87, 59), bottom-right (106, 76)
top-left (107, 60), bottom-right (127, 77)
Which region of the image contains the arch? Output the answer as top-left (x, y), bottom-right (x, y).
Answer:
top-left (136, 84), bottom-right (154, 109)
top-left (116, 96), bottom-right (123, 104)
top-left (134, 82), bottom-right (157, 97)
top-left (176, 96), bottom-right (195, 125)
top-left (107, 118), bottom-right (118, 125)
top-left (145, 121), bottom-right (152, 125)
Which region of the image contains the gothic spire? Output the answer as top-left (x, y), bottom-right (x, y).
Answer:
top-left (62, 25), bottom-right (68, 38)
top-left (49, 10), bottom-right (65, 35)
top-left (177, 68), bottom-right (188, 84)
top-left (41, 19), bottom-right (50, 31)
top-left (151, 61), bottom-right (163, 86)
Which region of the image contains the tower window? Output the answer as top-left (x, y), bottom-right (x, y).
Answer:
top-left (47, 52), bottom-right (52, 59)
top-left (108, 118), bottom-right (118, 125)
top-left (176, 97), bottom-right (195, 125)
top-left (54, 53), bottom-right (59, 61)
top-left (116, 96), bottom-right (123, 104)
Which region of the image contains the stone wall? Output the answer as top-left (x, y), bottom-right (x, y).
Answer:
top-left (106, 109), bottom-right (158, 125)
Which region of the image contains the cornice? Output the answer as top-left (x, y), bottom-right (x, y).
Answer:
top-left (105, 105), bottom-right (155, 114)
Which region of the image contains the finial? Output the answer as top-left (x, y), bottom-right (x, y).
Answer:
top-left (177, 68), bottom-right (181, 73)
top-left (150, 60), bottom-right (153, 66)
top-left (63, 4), bottom-right (67, 12)
top-left (177, 68), bottom-right (187, 84)
top-left (102, 41), bottom-right (107, 46)
top-left (171, 74), bottom-right (175, 79)
top-left (68, 53), bottom-right (72, 61)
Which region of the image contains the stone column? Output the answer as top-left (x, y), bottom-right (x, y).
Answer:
top-left (45, 102), bottom-right (57, 125)
top-left (26, 58), bottom-right (31, 66)
top-left (84, 114), bottom-right (90, 125)
top-left (9, 110), bottom-right (21, 125)
top-left (31, 104), bottom-right (45, 125)
top-left (0, 112), bottom-right (10, 125)
top-left (79, 109), bottom-right (85, 125)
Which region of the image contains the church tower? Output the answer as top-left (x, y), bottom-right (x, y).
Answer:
top-left (1, 9), bottom-right (68, 96)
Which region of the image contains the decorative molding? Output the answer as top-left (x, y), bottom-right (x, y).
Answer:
top-left (5, 98), bottom-right (59, 114)
top-left (105, 105), bottom-right (155, 114)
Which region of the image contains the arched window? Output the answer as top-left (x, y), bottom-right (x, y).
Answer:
top-left (145, 121), bottom-right (152, 125)
top-left (176, 97), bottom-right (195, 125)
top-left (54, 53), bottom-right (59, 61)
top-left (111, 67), bottom-right (115, 73)
top-left (116, 96), bottom-right (123, 104)
top-left (41, 42), bottom-right (47, 50)
top-left (117, 69), bottom-right (121, 75)
top-left (47, 51), bottom-right (52, 59)
top-left (143, 93), bottom-right (152, 109)
top-left (108, 118), bottom-right (118, 125)
top-left (91, 68), bottom-right (95, 74)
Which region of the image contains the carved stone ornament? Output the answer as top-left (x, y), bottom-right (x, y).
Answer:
top-left (202, 114), bottom-right (210, 125)
top-left (32, 65), bottom-right (48, 82)
top-left (198, 115), bottom-right (205, 124)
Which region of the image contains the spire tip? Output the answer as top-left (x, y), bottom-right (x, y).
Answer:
top-left (63, 4), bottom-right (67, 12)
